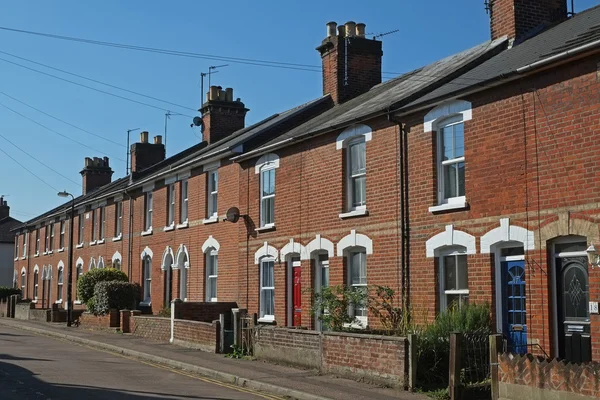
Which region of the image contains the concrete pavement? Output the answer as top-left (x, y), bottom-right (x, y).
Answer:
top-left (0, 324), bottom-right (279, 400)
top-left (0, 318), bottom-right (428, 400)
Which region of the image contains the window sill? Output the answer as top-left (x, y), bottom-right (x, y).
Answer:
top-left (255, 224), bottom-right (275, 233)
top-left (177, 221), bottom-right (189, 229)
top-left (138, 301), bottom-right (151, 307)
top-left (90, 241), bottom-right (97, 246)
top-left (32, 299), bottom-right (38, 304)
top-left (97, 239), bottom-right (105, 245)
top-left (112, 235), bottom-right (122, 242)
top-left (74, 300), bottom-right (82, 305)
top-left (76, 244), bottom-right (84, 249)
top-left (202, 217), bottom-right (218, 225)
top-left (339, 208), bottom-right (369, 219)
top-left (20, 256), bottom-right (26, 260)
top-left (34, 252), bottom-right (40, 257)
top-left (164, 224), bottom-right (175, 232)
top-left (343, 317), bottom-right (368, 329)
top-left (14, 257), bottom-right (18, 261)
top-left (57, 248), bottom-right (64, 253)
top-left (141, 228), bottom-right (153, 237)
top-left (55, 300), bottom-right (63, 305)
top-left (258, 316), bottom-right (275, 324)
top-left (42, 251), bottom-right (48, 256)
top-left (428, 200), bottom-right (468, 214)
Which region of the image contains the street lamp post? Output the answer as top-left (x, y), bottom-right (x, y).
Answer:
top-left (58, 191), bottom-right (75, 327)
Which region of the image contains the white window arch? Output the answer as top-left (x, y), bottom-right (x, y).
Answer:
top-left (88, 257), bottom-right (96, 271)
top-left (140, 246), bottom-right (153, 260)
top-left (303, 234), bottom-right (334, 260)
top-left (280, 239), bottom-right (306, 261)
top-left (254, 242), bottom-right (278, 322)
top-left (255, 153), bottom-right (279, 228)
top-left (161, 247), bottom-right (174, 271)
top-left (336, 230), bottom-right (373, 256)
top-left (425, 225), bottom-right (476, 257)
top-left (111, 251), bottom-right (122, 271)
top-left (20, 266), bottom-right (27, 296)
top-left (97, 256), bottom-right (105, 269)
top-left (56, 262), bottom-right (64, 303)
top-left (175, 244), bottom-right (190, 301)
top-left (254, 242), bottom-right (279, 264)
top-left (425, 100), bottom-right (472, 212)
top-left (480, 218), bottom-right (535, 253)
top-left (33, 265), bottom-right (40, 301)
top-left (336, 125), bottom-right (371, 215)
top-left (202, 237), bottom-right (219, 302)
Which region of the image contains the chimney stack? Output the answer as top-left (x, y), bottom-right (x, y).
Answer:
top-left (200, 86), bottom-right (248, 144)
top-left (317, 21), bottom-right (382, 104)
top-left (130, 132), bottom-right (166, 173)
top-left (490, 0), bottom-right (567, 42)
top-left (80, 156), bottom-right (114, 195)
top-left (0, 196), bottom-right (9, 219)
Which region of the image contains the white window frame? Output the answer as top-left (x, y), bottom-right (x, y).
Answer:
top-left (346, 137), bottom-right (367, 213)
top-left (91, 209), bottom-right (97, 243)
top-left (437, 116), bottom-right (465, 203)
top-left (205, 249), bottom-right (218, 302)
top-left (14, 234), bottom-right (19, 260)
top-left (438, 248), bottom-right (469, 311)
top-left (255, 154), bottom-right (279, 230)
top-left (59, 221), bottom-right (65, 250)
top-left (75, 263), bottom-right (83, 304)
top-left (143, 192), bottom-right (153, 234)
top-left (20, 269), bottom-right (26, 295)
top-left (207, 170), bottom-right (218, 219)
top-left (347, 249), bottom-right (368, 327)
top-left (259, 257), bottom-right (276, 322)
top-left (259, 166), bottom-right (276, 228)
top-left (56, 265), bottom-right (64, 303)
top-left (35, 229), bottom-right (40, 255)
top-left (142, 256), bottom-right (152, 304)
top-left (22, 232), bottom-right (28, 258)
top-left (114, 201), bottom-right (123, 239)
top-left (44, 225), bottom-right (50, 253)
top-left (78, 213), bottom-right (84, 246)
top-left (33, 266), bottom-right (39, 301)
top-left (167, 183), bottom-right (176, 228)
top-left (180, 179), bottom-right (188, 225)
top-left (175, 244), bottom-right (189, 301)
top-left (99, 207), bottom-right (105, 241)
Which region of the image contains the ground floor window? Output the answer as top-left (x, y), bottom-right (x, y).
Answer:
top-left (348, 250), bottom-right (367, 319)
top-left (260, 259), bottom-right (275, 321)
top-left (57, 266), bottom-right (64, 302)
top-left (33, 271), bottom-right (39, 300)
top-left (206, 251), bottom-right (218, 302)
top-left (440, 252), bottom-right (469, 310)
top-left (143, 256), bottom-right (152, 303)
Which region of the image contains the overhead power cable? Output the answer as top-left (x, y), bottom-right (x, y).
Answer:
top-left (0, 145), bottom-right (59, 192)
top-left (0, 56), bottom-right (194, 118)
top-left (0, 132), bottom-right (81, 187)
top-left (0, 100), bottom-right (126, 162)
top-left (0, 50), bottom-right (198, 113)
top-left (0, 91), bottom-right (124, 148)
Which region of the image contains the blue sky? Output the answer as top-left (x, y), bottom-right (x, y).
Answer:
top-left (1, 0), bottom-right (598, 220)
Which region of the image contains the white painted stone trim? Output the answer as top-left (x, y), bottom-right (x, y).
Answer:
top-left (280, 239), bottom-right (307, 261)
top-left (97, 256), bottom-right (105, 269)
top-left (335, 124), bottom-right (372, 150)
top-left (57, 260), bottom-right (65, 270)
top-left (303, 234), bottom-right (335, 260)
top-left (255, 153), bottom-right (280, 174)
top-left (88, 257), bottom-right (96, 271)
top-left (175, 244), bottom-right (190, 269)
top-left (20, 266), bottom-right (26, 274)
top-left (161, 246), bottom-right (174, 271)
top-left (33, 265), bottom-right (39, 273)
top-left (480, 218), bottom-right (535, 253)
top-left (336, 230), bottom-right (373, 256)
top-left (112, 251), bottom-right (122, 264)
top-left (426, 225), bottom-right (476, 257)
top-left (254, 242), bottom-right (279, 264)
top-left (202, 235), bottom-right (220, 253)
top-left (424, 99), bottom-right (472, 133)
top-left (141, 246), bottom-right (153, 260)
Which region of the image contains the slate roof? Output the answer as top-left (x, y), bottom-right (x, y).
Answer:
top-left (0, 216), bottom-right (21, 243)
top-left (403, 5), bottom-right (600, 110)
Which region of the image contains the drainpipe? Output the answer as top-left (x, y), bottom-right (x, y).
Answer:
top-left (123, 188), bottom-right (134, 283)
top-left (388, 111), bottom-right (410, 308)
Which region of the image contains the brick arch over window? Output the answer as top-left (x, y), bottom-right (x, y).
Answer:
top-left (280, 238), bottom-right (307, 260)
top-left (424, 99), bottom-right (472, 133)
top-left (335, 124), bottom-right (372, 150)
top-left (336, 230), bottom-right (373, 256)
top-left (161, 246), bottom-right (174, 271)
top-left (141, 246), bottom-right (153, 260)
top-left (480, 218), bottom-right (535, 253)
top-left (254, 242), bottom-right (279, 264)
top-left (303, 234), bottom-right (334, 260)
top-left (538, 214), bottom-right (600, 248)
top-left (426, 225), bottom-right (476, 257)
top-left (202, 236), bottom-right (220, 253)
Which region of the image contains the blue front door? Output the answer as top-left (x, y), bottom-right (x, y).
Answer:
top-left (501, 260), bottom-right (527, 354)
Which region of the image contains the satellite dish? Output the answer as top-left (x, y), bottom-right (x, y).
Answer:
top-left (225, 207), bottom-right (240, 223)
top-left (192, 116), bottom-right (203, 127)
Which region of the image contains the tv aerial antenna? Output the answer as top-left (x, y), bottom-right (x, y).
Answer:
top-left (370, 29), bottom-right (399, 40)
top-left (200, 64), bottom-right (229, 109)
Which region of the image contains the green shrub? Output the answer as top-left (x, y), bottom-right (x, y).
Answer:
top-left (416, 303), bottom-right (492, 390)
top-left (309, 285), bottom-right (367, 331)
top-left (0, 287), bottom-right (21, 300)
top-left (368, 285), bottom-right (413, 336)
top-left (93, 281), bottom-right (140, 316)
top-left (77, 268), bottom-right (128, 304)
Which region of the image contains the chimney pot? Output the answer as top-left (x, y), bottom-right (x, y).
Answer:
top-left (225, 87), bottom-right (234, 102)
top-left (154, 135), bottom-right (163, 144)
top-left (344, 21), bottom-right (356, 37)
top-left (356, 23), bottom-right (366, 37)
top-left (326, 21), bottom-right (337, 37)
top-left (218, 89), bottom-right (227, 101)
top-left (85, 157), bottom-right (93, 167)
top-left (337, 25), bottom-right (346, 37)
top-left (209, 86), bottom-right (219, 101)
top-left (140, 131), bottom-right (149, 143)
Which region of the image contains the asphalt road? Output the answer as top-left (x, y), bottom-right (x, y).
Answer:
top-left (0, 325), bottom-right (280, 400)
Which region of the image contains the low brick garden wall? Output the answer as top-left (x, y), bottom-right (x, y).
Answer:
top-left (498, 353), bottom-right (600, 400)
top-left (130, 316), bottom-right (171, 342)
top-left (0, 299), bottom-right (7, 317)
top-left (174, 301), bottom-right (237, 322)
top-left (14, 302), bottom-right (34, 320)
top-left (173, 319), bottom-right (220, 352)
top-left (28, 308), bottom-right (51, 322)
top-left (78, 310), bottom-right (120, 330)
top-left (254, 327), bottom-right (408, 388)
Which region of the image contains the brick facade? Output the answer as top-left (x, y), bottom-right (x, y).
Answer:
top-left (130, 316), bottom-right (171, 342)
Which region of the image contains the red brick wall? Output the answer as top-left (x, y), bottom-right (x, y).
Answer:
top-left (130, 316), bottom-right (170, 342)
top-left (253, 327), bottom-right (407, 387)
top-left (498, 353), bottom-right (600, 398)
top-left (78, 310), bottom-right (120, 329)
top-left (173, 319), bottom-right (219, 352)
top-left (174, 301), bottom-right (237, 322)
top-left (490, 0), bottom-right (567, 40)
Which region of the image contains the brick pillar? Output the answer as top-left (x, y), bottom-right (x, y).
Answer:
top-left (120, 310), bottom-right (132, 333)
top-left (51, 303), bottom-right (59, 322)
top-left (109, 309), bottom-right (120, 328)
top-left (131, 310), bottom-right (141, 334)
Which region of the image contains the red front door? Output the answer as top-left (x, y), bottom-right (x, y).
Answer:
top-left (292, 265), bottom-right (302, 326)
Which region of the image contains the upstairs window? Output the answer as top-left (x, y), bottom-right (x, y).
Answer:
top-left (91, 209), bottom-right (97, 242)
top-left (35, 229), bottom-right (40, 254)
top-left (167, 184), bottom-right (175, 226)
top-left (99, 207), bottom-right (105, 240)
top-left (347, 138), bottom-right (366, 210)
top-left (78, 213), bottom-right (84, 245)
top-left (44, 226), bottom-right (50, 252)
top-left (49, 223), bottom-right (54, 251)
top-left (144, 192), bottom-right (153, 231)
top-left (207, 171), bottom-right (218, 219)
top-left (115, 202), bottom-right (123, 237)
top-left (14, 235), bottom-right (19, 259)
top-left (260, 168), bottom-right (275, 227)
top-left (439, 117), bottom-right (465, 201)
top-left (180, 179), bottom-right (188, 224)
top-left (22, 232), bottom-right (27, 257)
top-left (59, 221), bottom-right (65, 249)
